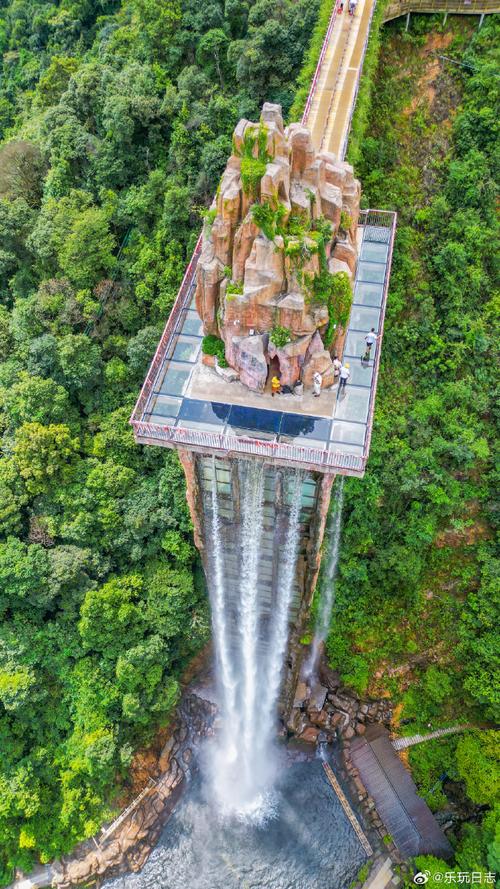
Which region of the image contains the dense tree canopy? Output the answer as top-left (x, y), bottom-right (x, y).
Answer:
top-left (0, 0), bottom-right (320, 880)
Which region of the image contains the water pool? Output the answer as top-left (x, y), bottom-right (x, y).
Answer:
top-left (103, 750), bottom-right (367, 889)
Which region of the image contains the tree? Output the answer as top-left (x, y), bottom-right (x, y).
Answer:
top-left (13, 423), bottom-right (80, 496)
top-left (196, 29), bottom-right (230, 87)
top-left (58, 208), bottom-right (116, 289)
top-left (78, 575), bottom-right (146, 659)
top-left (1, 372), bottom-right (72, 430)
top-left (456, 732), bottom-right (500, 808)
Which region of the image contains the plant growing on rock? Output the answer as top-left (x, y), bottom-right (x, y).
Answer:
top-left (269, 325), bottom-right (292, 349)
top-left (201, 334), bottom-right (228, 367)
top-left (250, 201), bottom-right (287, 240)
top-left (237, 124), bottom-right (271, 199)
top-left (226, 280), bottom-right (243, 295)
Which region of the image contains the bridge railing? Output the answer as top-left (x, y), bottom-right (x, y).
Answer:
top-left (130, 235), bottom-right (202, 423)
top-left (384, 0), bottom-right (499, 17)
top-left (359, 208), bottom-right (397, 466)
top-left (302, 1), bottom-right (339, 127)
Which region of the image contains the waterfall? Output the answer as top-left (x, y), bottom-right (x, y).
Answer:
top-left (306, 477), bottom-right (345, 679)
top-left (258, 470), bottom-right (303, 752)
top-left (207, 457), bottom-right (238, 752)
top-left (237, 460), bottom-right (264, 791)
top-left (207, 459), bottom-right (303, 820)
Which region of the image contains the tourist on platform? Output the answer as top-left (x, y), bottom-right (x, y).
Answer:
top-left (349, 0), bottom-right (357, 13)
top-left (313, 371), bottom-right (322, 397)
top-left (333, 355), bottom-right (342, 378)
top-left (362, 327), bottom-right (379, 361)
top-left (271, 375), bottom-right (281, 397)
top-left (339, 363), bottom-right (350, 392)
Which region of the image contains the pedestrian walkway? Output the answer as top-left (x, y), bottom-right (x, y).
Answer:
top-left (305, 0), bottom-right (375, 158)
top-left (392, 724), bottom-right (470, 751)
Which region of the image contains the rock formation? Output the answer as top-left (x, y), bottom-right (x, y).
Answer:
top-left (196, 103), bottom-right (361, 391)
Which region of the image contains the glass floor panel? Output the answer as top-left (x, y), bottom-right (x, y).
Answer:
top-left (226, 405), bottom-right (283, 435)
top-left (354, 281), bottom-right (384, 307)
top-left (344, 330), bottom-right (372, 357)
top-left (179, 399), bottom-right (229, 426)
top-left (334, 386), bottom-right (371, 423)
top-left (329, 420), bottom-right (366, 446)
top-left (172, 335), bottom-right (201, 363)
top-left (360, 241), bottom-right (389, 263)
top-left (341, 359), bottom-right (374, 387)
top-left (357, 261), bottom-right (386, 284)
top-left (182, 316), bottom-right (204, 336)
top-left (349, 305), bottom-right (381, 332)
top-left (280, 413), bottom-right (331, 441)
top-left (149, 394), bottom-right (182, 419)
top-left (158, 362), bottom-right (193, 397)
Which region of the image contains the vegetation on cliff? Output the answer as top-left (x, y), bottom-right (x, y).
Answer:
top-left (0, 0), bottom-right (320, 881)
top-left (323, 16), bottom-right (499, 876)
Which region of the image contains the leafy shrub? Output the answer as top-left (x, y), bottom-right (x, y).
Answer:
top-left (201, 334), bottom-right (228, 367)
top-left (269, 325), bottom-right (292, 349)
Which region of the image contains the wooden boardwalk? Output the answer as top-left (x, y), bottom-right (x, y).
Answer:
top-left (322, 761), bottom-right (373, 856)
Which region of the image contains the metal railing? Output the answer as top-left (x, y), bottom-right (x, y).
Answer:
top-left (132, 420), bottom-right (366, 474)
top-left (359, 208), bottom-right (397, 464)
top-left (131, 235), bottom-right (202, 422)
top-left (384, 0), bottom-right (499, 17)
top-left (302, 1), bottom-right (339, 126)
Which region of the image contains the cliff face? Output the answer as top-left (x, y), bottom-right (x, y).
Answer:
top-left (195, 103), bottom-right (361, 392)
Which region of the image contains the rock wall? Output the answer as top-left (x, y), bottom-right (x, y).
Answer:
top-left (196, 103), bottom-right (361, 391)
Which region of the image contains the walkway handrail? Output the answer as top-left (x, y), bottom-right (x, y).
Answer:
top-left (130, 235), bottom-right (202, 423)
top-left (392, 724), bottom-right (471, 751)
top-left (384, 0), bottom-right (499, 18)
top-left (340, 0), bottom-right (378, 160)
top-left (97, 778), bottom-right (157, 847)
top-left (360, 209), bottom-right (397, 471)
top-left (302, 1), bottom-right (339, 126)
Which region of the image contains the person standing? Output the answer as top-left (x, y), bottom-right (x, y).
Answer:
top-left (313, 371), bottom-right (322, 397)
top-left (271, 375), bottom-right (281, 397)
top-left (362, 328), bottom-right (379, 361)
top-left (333, 355), bottom-right (342, 379)
top-left (349, 0), bottom-right (357, 14)
top-left (339, 363), bottom-right (350, 392)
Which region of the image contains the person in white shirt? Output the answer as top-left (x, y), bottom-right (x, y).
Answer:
top-left (313, 371), bottom-right (322, 397)
top-left (333, 355), bottom-right (342, 378)
top-left (362, 328), bottom-right (379, 361)
top-left (339, 363), bottom-right (350, 392)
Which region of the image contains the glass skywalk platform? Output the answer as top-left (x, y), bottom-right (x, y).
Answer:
top-left (131, 210), bottom-right (396, 476)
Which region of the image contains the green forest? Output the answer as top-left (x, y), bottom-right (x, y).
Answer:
top-left (324, 14), bottom-right (499, 881)
top-left (0, 0), bottom-right (498, 884)
top-left (0, 0), bottom-right (321, 880)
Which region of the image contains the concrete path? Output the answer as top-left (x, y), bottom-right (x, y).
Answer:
top-left (306, 0), bottom-right (375, 158)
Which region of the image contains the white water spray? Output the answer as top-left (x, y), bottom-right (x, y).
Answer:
top-left (306, 477), bottom-right (344, 679)
top-left (208, 457), bottom-right (238, 719)
top-left (237, 460), bottom-right (265, 794)
top-left (208, 461), bottom-right (303, 819)
top-left (258, 470), bottom-right (303, 750)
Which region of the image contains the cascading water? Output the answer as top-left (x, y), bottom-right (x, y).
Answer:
top-left (207, 459), bottom-right (303, 820)
top-left (306, 477), bottom-right (344, 679)
top-left (207, 456), bottom-right (238, 751)
top-left (258, 470), bottom-right (303, 755)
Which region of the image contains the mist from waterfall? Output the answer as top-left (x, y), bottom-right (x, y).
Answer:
top-left (306, 477), bottom-right (344, 679)
top-left (206, 458), bottom-right (303, 820)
